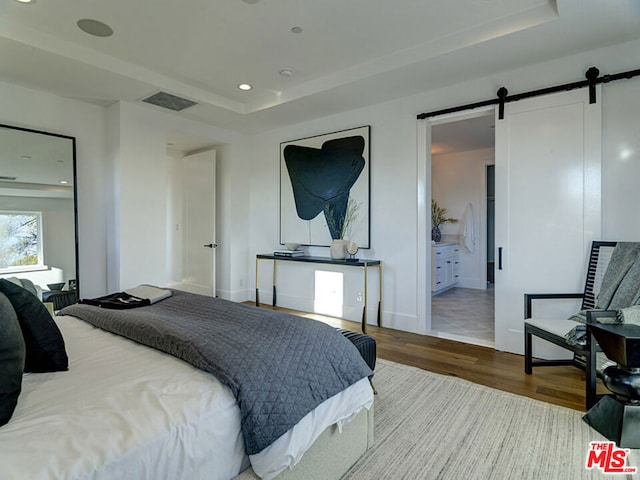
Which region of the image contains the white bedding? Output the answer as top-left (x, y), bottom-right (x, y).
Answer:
top-left (0, 315), bottom-right (373, 480)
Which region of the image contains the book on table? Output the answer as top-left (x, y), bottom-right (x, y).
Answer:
top-left (273, 249), bottom-right (304, 257)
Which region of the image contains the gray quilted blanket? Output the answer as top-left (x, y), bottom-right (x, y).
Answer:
top-left (59, 289), bottom-right (372, 455)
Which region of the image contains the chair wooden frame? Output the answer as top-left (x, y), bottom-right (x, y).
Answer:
top-left (524, 241), bottom-right (618, 410)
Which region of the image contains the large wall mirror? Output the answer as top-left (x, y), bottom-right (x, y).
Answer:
top-left (0, 123), bottom-right (78, 299)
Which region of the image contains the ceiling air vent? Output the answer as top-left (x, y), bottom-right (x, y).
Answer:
top-left (0, 176), bottom-right (17, 181)
top-left (142, 92), bottom-right (197, 112)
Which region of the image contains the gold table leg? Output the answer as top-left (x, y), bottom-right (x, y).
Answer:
top-left (377, 262), bottom-right (382, 327)
top-left (362, 264), bottom-right (368, 333)
top-left (272, 259), bottom-right (277, 306)
top-left (255, 258), bottom-right (260, 307)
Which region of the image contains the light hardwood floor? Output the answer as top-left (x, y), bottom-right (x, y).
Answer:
top-left (250, 303), bottom-right (606, 412)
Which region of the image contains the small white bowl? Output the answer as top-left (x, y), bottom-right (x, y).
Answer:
top-left (284, 242), bottom-right (301, 251)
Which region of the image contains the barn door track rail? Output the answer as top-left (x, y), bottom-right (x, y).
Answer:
top-left (417, 66), bottom-right (640, 121)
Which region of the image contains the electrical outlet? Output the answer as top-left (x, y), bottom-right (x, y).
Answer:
top-left (356, 292), bottom-right (363, 303)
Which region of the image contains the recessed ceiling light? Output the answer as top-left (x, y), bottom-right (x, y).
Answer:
top-left (241, 0), bottom-right (260, 3)
top-left (20, 155), bottom-right (31, 161)
top-left (59, 180), bottom-right (69, 185)
top-left (14, 0), bottom-right (35, 4)
top-left (279, 68), bottom-right (294, 77)
top-left (77, 19), bottom-right (114, 38)
top-left (238, 83), bottom-right (252, 91)
top-left (291, 26), bottom-right (303, 34)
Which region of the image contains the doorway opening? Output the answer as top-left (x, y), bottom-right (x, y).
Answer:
top-left (430, 113), bottom-right (495, 347)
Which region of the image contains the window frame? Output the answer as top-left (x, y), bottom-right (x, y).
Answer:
top-left (0, 210), bottom-right (45, 273)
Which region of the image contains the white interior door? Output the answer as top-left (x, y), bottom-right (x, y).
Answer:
top-left (181, 150), bottom-right (216, 296)
top-left (494, 88), bottom-right (601, 355)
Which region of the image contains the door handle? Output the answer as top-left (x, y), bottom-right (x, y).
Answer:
top-left (204, 243), bottom-right (218, 248)
top-left (498, 247), bottom-right (503, 270)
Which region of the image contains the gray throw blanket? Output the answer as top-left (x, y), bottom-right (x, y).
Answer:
top-left (59, 290), bottom-right (372, 455)
top-left (565, 242), bottom-right (640, 346)
top-left (596, 242), bottom-right (640, 310)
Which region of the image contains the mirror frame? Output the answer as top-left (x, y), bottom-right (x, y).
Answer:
top-left (0, 123), bottom-right (79, 298)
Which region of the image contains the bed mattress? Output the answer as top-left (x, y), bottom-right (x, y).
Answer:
top-left (0, 315), bottom-right (373, 480)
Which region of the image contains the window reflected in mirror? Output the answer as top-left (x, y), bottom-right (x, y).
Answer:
top-left (0, 211), bottom-right (43, 268)
top-left (0, 124), bottom-right (78, 298)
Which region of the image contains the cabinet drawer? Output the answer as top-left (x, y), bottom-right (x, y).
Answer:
top-left (434, 261), bottom-right (445, 281)
top-left (435, 246), bottom-right (448, 257)
top-left (433, 244), bottom-right (458, 257)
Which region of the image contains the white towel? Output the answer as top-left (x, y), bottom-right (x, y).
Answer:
top-left (462, 203), bottom-right (476, 253)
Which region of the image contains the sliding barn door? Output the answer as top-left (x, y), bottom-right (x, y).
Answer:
top-left (494, 88), bottom-right (601, 355)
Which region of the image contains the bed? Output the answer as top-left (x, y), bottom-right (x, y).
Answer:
top-left (0, 284), bottom-right (374, 480)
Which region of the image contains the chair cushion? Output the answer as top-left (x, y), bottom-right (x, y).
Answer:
top-left (0, 291), bottom-right (26, 426)
top-left (524, 318), bottom-right (582, 338)
top-left (0, 279), bottom-right (68, 373)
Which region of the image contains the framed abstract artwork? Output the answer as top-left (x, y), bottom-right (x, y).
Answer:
top-left (280, 125), bottom-right (370, 248)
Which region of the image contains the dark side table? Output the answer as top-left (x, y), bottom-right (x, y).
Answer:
top-left (583, 322), bottom-right (640, 448)
top-left (42, 290), bottom-right (78, 310)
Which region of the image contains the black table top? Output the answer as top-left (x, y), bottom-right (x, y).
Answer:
top-left (257, 254), bottom-right (380, 267)
top-left (42, 289), bottom-right (77, 297)
top-left (588, 322), bottom-right (640, 367)
top-left (588, 322), bottom-right (640, 339)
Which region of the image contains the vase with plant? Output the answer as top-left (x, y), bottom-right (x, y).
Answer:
top-left (325, 197), bottom-right (361, 259)
top-left (431, 200), bottom-right (458, 242)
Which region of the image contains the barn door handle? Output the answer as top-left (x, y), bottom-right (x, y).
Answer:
top-left (204, 243), bottom-right (218, 248)
top-left (498, 247), bottom-right (503, 270)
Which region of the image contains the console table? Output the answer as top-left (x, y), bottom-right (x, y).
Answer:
top-left (255, 254), bottom-right (382, 333)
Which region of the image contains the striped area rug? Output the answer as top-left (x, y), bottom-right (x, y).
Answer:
top-left (344, 359), bottom-right (639, 479)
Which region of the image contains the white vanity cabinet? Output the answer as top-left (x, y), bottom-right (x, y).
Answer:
top-left (431, 243), bottom-right (460, 295)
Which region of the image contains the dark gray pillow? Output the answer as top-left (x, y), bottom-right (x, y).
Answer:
top-left (0, 291), bottom-right (26, 426)
top-left (0, 279), bottom-right (68, 372)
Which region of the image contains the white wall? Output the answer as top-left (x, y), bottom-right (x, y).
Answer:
top-left (105, 102), bottom-right (249, 293)
top-left (166, 151), bottom-right (184, 285)
top-left (0, 80), bottom-right (107, 298)
top-left (246, 37), bottom-right (640, 335)
top-left (215, 142), bottom-right (252, 302)
top-left (248, 102), bottom-right (419, 331)
top-left (108, 103), bottom-right (170, 289)
top-left (105, 103), bottom-right (121, 294)
top-left (432, 148), bottom-right (494, 289)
